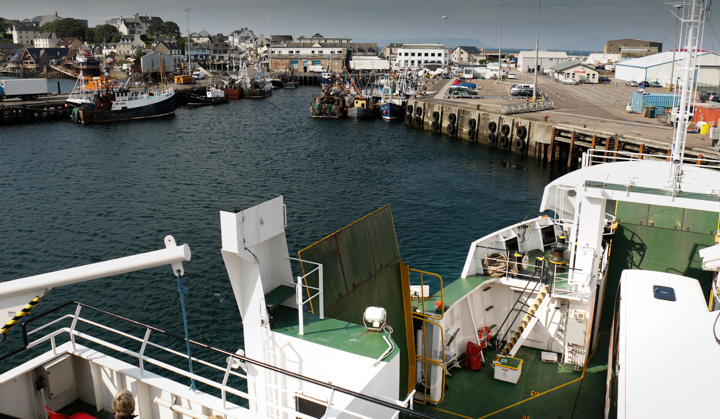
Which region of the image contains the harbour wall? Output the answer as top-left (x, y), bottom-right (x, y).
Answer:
top-left (404, 98), bottom-right (719, 166)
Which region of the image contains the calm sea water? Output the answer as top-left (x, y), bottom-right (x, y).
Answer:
top-left (0, 83), bottom-right (562, 359)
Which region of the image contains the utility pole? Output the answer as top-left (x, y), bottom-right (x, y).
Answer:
top-left (267, 17), bottom-right (273, 73)
top-left (184, 8), bottom-right (190, 75)
top-left (442, 16), bottom-right (448, 70)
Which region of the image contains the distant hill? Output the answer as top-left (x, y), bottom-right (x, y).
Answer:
top-left (355, 37), bottom-right (485, 50)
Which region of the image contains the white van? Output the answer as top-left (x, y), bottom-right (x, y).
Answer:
top-left (308, 65), bottom-right (326, 73)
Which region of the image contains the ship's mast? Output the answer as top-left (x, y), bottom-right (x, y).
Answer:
top-left (669, 0), bottom-right (708, 191)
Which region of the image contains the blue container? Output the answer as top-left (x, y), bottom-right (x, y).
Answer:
top-left (631, 92), bottom-right (676, 113)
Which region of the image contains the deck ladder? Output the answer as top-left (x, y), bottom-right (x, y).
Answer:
top-left (502, 285), bottom-right (552, 357)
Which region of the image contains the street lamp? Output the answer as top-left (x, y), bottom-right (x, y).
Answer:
top-left (267, 17), bottom-right (273, 72)
top-left (442, 16), bottom-right (448, 70)
top-left (183, 8), bottom-right (190, 75)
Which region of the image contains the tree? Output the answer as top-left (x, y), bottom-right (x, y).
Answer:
top-left (88, 24), bottom-right (122, 44)
top-left (162, 22), bottom-right (181, 39)
top-left (147, 21), bottom-right (164, 37)
top-left (41, 18), bottom-right (87, 40)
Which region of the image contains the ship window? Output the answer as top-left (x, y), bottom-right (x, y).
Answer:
top-left (541, 225), bottom-right (556, 248)
top-left (653, 285), bottom-right (676, 302)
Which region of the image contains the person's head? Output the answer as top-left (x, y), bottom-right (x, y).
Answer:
top-left (112, 389), bottom-right (135, 418)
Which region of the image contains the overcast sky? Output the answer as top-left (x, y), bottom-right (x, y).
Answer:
top-left (4, 0), bottom-right (718, 51)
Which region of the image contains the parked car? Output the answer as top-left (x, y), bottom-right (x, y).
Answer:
top-left (649, 81), bottom-right (662, 87)
top-left (511, 88), bottom-right (542, 97)
top-left (626, 80), bottom-right (639, 87)
top-left (598, 76), bottom-right (612, 83)
top-left (441, 72), bottom-right (451, 79)
top-left (507, 73), bottom-right (516, 79)
top-left (510, 83), bottom-right (533, 94)
top-left (560, 78), bottom-right (578, 85)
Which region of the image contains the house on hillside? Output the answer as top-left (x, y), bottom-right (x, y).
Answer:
top-left (57, 37), bottom-right (83, 49)
top-left (34, 33), bottom-right (60, 49)
top-left (10, 26), bottom-right (39, 47)
top-left (116, 35), bottom-right (147, 57)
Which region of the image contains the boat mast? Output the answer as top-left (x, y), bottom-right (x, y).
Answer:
top-left (532, 0), bottom-right (540, 100)
top-left (669, 0), bottom-right (708, 189)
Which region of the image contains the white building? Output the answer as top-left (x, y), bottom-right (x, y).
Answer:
top-left (516, 50), bottom-right (570, 73)
top-left (34, 32), bottom-right (60, 49)
top-left (615, 50), bottom-right (720, 86)
top-left (395, 44), bottom-right (446, 70)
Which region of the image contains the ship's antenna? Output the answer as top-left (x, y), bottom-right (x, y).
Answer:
top-left (668, 0), bottom-right (709, 194)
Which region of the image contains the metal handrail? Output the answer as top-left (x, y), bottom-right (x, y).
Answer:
top-left (412, 317), bottom-right (446, 406)
top-left (286, 256), bottom-right (324, 336)
top-left (2, 301), bottom-right (435, 419)
top-left (495, 278), bottom-right (544, 352)
top-left (409, 268), bottom-right (444, 320)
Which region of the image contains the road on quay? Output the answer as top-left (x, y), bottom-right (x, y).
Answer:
top-left (422, 72), bottom-right (715, 154)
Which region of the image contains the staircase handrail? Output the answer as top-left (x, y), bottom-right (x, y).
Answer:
top-left (495, 277), bottom-right (544, 351)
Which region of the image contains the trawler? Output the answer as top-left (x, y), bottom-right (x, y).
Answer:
top-left (1, 1), bottom-right (719, 418)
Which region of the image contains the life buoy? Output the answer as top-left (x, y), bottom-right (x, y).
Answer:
top-left (469, 118), bottom-right (477, 130)
top-left (468, 128), bottom-right (476, 139)
top-left (449, 113), bottom-right (457, 124)
top-left (514, 137), bottom-right (526, 151)
top-left (517, 125), bottom-right (528, 139)
top-left (501, 124), bottom-right (510, 136)
top-left (431, 120), bottom-right (439, 130)
top-left (526, 97), bottom-right (530, 103)
top-left (415, 107), bottom-right (423, 116)
top-left (407, 105), bottom-right (414, 115)
top-left (499, 134), bottom-right (509, 148)
top-left (488, 121), bottom-right (497, 132)
top-left (432, 111), bottom-right (440, 121)
top-left (414, 116), bottom-right (422, 126)
top-left (447, 123), bottom-right (456, 135)
top-left (488, 133), bottom-right (497, 145)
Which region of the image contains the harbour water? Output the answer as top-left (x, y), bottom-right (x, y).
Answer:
top-left (0, 86), bottom-right (563, 360)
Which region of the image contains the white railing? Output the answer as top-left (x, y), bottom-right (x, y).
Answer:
top-left (8, 302), bottom-right (426, 419)
top-left (286, 256), bottom-right (324, 336)
top-left (583, 148), bottom-right (720, 169)
top-left (581, 149), bottom-right (720, 199)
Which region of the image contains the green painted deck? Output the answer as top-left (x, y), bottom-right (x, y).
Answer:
top-left (414, 333), bottom-right (609, 419)
top-left (270, 305), bottom-right (398, 361)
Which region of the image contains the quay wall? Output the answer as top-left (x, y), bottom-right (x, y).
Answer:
top-left (404, 98), bottom-right (719, 166)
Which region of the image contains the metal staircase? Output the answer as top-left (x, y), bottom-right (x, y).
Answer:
top-left (502, 285), bottom-right (552, 357)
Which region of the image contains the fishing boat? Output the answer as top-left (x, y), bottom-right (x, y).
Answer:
top-left (187, 84), bottom-right (228, 106)
top-left (347, 97), bottom-right (378, 118)
top-left (70, 86), bottom-right (176, 124)
top-left (377, 75), bottom-right (407, 120)
top-left (268, 74), bottom-right (284, 89)
top-left (244, 70), bottom-right (273, 99)
top-left (2, 2), bottom-right (719, 419)
top-left (282, 73), bottom-right (299, 89)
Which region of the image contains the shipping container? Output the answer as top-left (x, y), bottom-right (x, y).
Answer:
top-left (630, 92), bottom-right (677, 113)
top-left (693, 103), bottom-right (720, 126)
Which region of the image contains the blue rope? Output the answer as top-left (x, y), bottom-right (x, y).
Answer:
top-left (176, 272), bottom-right (196, 391)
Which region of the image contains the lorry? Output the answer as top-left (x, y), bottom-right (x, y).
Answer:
top-left (0, 78), bottom-right (49, 101)
top-left (308, 65), bottom-right (326, 73)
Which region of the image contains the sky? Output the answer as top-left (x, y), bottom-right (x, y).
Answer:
top-left (3, 0), bottom-right (719, 52)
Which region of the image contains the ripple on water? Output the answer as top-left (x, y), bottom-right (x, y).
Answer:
top-left (0, 86), bottom-right (562, 355)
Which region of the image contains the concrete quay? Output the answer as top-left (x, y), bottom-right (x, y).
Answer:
top-left (407, 74), bottom-right (720, 167)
